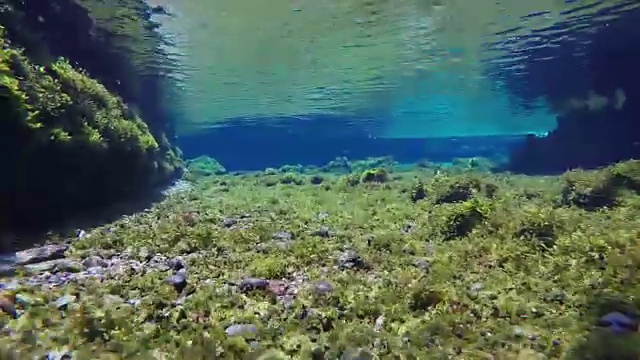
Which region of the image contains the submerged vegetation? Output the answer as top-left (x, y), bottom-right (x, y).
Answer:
top-left (2, 157), bottom-right (640, 358)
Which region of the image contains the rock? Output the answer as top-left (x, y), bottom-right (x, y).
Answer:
top-left (468, 282), bottom-right (484, 299)
top-left (596, 312), bottom-right (637, 334)
top-left (0, 279), bottom-right (19, 291)
top-left (222, 218), bottom-right (238, 228)
top-left (24, 259), bottom-right (82, 274)
top-left (273, 231), bottom-right (292, 241)
top-left (55, 259), bottom-right (82, 273)
top-left (82, 255), bottom-right (107, 269)
top-left (239, 277), bottom-right (269, 292)
top-left (0, 264), bottom-right (15, 277)
top-left (338, 250), bottom-right (366, 270)
top-left (313, 280), bottom-right (334, 295)
top-left (374, 315), bottom-right (385, 332)
top-left (167, 257), bottom-right (186, 271)
top-left (412, 258), bottom-right (431, 271)
top-left (55, 295), bottom-right (75, 310)
top-left (225, 323), bottom-right (258, 337)
top-left (267, 280), bottom-right (287, 296)
top-left (13, 244), bottom-right (68, 266)
top-left (313, 226), bottom-right (331, 238)
top-left (513, 326), bottom-right (526, 338)
top-left (46, 349), bottom-right (73, 360)
top-left (166, 269), bottom-right (188, 293)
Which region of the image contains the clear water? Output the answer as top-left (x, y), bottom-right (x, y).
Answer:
top-left (147, 0), bottom-right (639, 139)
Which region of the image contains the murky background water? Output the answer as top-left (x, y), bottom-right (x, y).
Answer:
top-left (147, 0), bottom-right (639, 140)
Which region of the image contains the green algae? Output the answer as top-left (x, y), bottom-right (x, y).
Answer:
top-left (3, 159), bottom-right (640, 358)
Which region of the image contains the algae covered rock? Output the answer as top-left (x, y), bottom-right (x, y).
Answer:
top-left (0, 28), bottom-right (183, 231)
top-left (185, 155), bottom-right (227, 180)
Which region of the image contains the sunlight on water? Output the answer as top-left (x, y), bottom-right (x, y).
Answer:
top-left (149, 0), bottom-right (640, 137)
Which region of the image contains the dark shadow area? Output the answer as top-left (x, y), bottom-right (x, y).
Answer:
top-left (177, 115), bottom-right (526, 171)
top-left (565, 292), bottom-right (640, 360)
top-left (0, 187), bottom-right (172, 254)
top-left (490, 2), bottom-right (640, 174)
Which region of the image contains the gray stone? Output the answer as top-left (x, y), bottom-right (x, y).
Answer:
top-left (239, 277), bottom-right (269, 292)
top-left (13, 244), bottom-right (68, 266)
top-left (225, 324), bottom-right (258, 337)
top-left (82, 256), bottom-right (107, 269)
top-left (338, 250), bottom-right (366, 270)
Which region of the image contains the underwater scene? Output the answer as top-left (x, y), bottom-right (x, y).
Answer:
top-left (2, 0), bottom-right (640, 358)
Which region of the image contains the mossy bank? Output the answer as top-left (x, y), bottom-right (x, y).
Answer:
top-left (0, 27), bottom-right (182, 234)
top-left (1, 158), bottom-right (640, 359)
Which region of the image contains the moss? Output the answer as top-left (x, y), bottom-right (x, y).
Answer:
top-left (559, 160), bottom-right (640, 210)
top-left (185, 155), bottom-right (227, 181)
top-left (360, 168), bottom-right (389, 183)
top-left (0, 28), bottom-right (182, 231)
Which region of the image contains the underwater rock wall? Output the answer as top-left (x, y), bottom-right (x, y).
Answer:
top-left (502, 6), bottom-right (640, 174)
top-left (0, 0), bottom-right (177, 141)
top-left (0, 1), bottom-right (184, 234)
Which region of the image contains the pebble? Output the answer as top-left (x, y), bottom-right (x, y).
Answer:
top-left (55, 295), bottom-right (75, 310)
top-left (225, 324), bottom-right (258, 337)
top-left (239, 277), bottom-right (269, 292)
top-left (81, 256), bottom-right (107, 269)
top-left (273, 231), bottom-right (292, 241)
top-left (313, 280), bottom-right (334, 295)
top-left (313, 226), bottom-right (331, 238)
top-left (222, 218), bottom-right (238, 228)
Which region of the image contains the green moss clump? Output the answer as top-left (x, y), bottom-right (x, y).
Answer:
top-left (185, 155), bottom-right (227, 181)
top-left (560, 160), bottom-right (640, 210)
top-left (360, 168), bottom-right (389, 183)
top-left (441, 198), bottom-right (492, 240)
top-left (0, 28), bottom-right (182, 230)
top-left (430, 174), bottom-right (496, 204)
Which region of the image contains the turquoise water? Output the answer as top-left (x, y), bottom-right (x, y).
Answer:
top-left (146, 0), bottom-right (639, 139)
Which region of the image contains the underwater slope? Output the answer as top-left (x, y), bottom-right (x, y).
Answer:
top-left (0, 0), bottom-right (184, 235)
top-left (3, 160), bottom-right (640, 357)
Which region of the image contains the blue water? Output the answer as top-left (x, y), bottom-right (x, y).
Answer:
top-left (141, 0), bottom-right (640, 172)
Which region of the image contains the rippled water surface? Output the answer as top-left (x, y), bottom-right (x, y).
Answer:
top-left (148, 0), bottom-right (640, 137)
